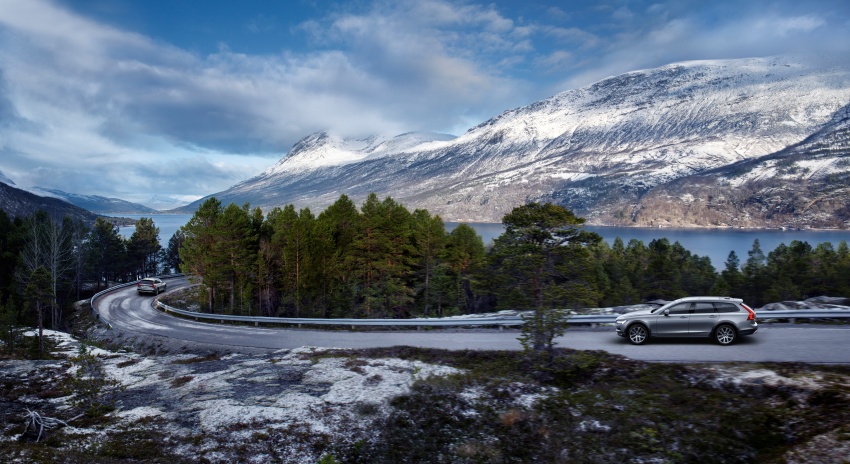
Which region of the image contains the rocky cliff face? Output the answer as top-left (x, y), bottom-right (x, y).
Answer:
top-left (624, 102), bottom-right (850, 228)
top-left (180, 55), bottom-right (850, 227)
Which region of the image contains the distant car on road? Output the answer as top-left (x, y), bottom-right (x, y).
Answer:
top-left (615, 296), bottom-right (757, 345)
top-left (137, 277), bottom-right (167, 295)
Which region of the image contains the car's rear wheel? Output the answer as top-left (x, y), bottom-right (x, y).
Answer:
top-left (715, 324), bottom-right (737, 345)
top-left (627, 324), bottom-right (649, 345)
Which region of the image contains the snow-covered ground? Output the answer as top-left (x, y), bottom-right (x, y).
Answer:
top-left (2, 330), bottom-right (464, 463)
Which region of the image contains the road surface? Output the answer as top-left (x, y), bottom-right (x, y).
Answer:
top-left (93, 277), bottom-right (850, 364)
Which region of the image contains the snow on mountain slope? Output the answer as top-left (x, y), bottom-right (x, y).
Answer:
top-left (627, 101), bottom-right (850, 228)
top-left (259, 131), bottom-right (456, 175)
top-left (183, 55), bottom-right (850, 226)
top-left (32, 187), bottom-right (160, 214)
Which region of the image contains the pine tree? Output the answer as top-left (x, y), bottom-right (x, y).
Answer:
top-left (86, 217), bottom-right (127, 290)
top-left (25, 267), bottom-right (52, 357)
top-left (490, 202), bottom-right (599, 377)
top-left (180, 198), bottom-right (223, 312)
top-left (644, 238), bottom-right (684, 300)
top-left (127, 217), bottom-right (161, 278)
top-left (443, 223), bottom-right (485, 314)
top-left (411, 209), bottom-right (447, 316)
top-left (273, 205), bottom-right (314, 317)
top-left (742, 239), bottom-right (767, 305)
top-left (720, 251), bottom-right (743, 297)
top-left (164, 230), bottom-right (185, 274)
top-left (313, 195), bottom-right (361, 317)
top-left (214, 203), bottom-right (257, 315)
top-left (353, 194), bottom-right (415, 318)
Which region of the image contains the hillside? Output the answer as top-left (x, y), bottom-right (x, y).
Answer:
top-left (626, 103), bottom-right (850, 228)
top-left (32, 187), bottom-right (160, 215)
top-left (0, 181), bottom-right (102, 224)
top-left (177, 55), bottom-right (850, 227)
top-left (0, 180), bottom-right (135, 228)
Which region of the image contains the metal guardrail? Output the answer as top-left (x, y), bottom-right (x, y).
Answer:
top-left (155, 301), bottom-right (850, 328)
top-left (156, 301), bottom-right (614, 327)
top-left (90, 276), bottom-right (850, 328)
top-left (755, 309), bottom-right (850, 321)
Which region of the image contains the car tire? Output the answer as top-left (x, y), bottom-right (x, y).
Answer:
top-left (714, 324), bottom-right (737, 345)
top-left (627, 324), bottom-right (649, 345)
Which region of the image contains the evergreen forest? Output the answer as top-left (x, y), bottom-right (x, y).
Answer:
top-left (2, 193), bottom-right (850, 356)
top-left (176, 194), bottom-right (850, 318)
top-left (0, 210), bottom-right (164, 355)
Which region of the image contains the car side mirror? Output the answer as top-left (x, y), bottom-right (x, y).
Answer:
top-left (663, 309), bottom-right (669, 316)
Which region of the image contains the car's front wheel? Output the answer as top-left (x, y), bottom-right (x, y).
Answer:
top-left (714, 324), bottom-right (737, 345)
top-left (627, 324), bottom-right (649, 345)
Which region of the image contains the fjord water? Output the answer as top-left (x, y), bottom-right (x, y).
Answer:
top-left (117, 214), bottom-right (850, 270)
top-left (448, 223), bottom-right (850, 270)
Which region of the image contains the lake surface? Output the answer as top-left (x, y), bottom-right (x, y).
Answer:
top-left (116, 214), bottom-right (850, 270)
top-left (448, 223), bottom-right (850, 270)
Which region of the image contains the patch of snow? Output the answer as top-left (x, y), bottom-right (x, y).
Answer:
top-left (117, 406), bottom-right (168, 421)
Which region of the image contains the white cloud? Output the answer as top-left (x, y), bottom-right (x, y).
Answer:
top-left (555, 8), bottom-right (850, 92)
top-left (0, 0), bottom-right (847, 204)
top-left (0, 0), bottom-right (532, 200)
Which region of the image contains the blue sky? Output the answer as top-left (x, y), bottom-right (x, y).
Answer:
top-left (1, 0), bottom-right (848, 207)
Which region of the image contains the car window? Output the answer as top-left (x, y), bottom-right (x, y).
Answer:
top-left (668, 303), bottom-right (691, 315)
top-left (714, 303), bottom-right (739, 313)
top-left (692, 302), bottom-right (716, 314)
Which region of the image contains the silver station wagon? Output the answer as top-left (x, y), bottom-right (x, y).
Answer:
top-left (615, 296), bottom-right (757, 345)
top-left (137, 277), bottom-right (167, 295)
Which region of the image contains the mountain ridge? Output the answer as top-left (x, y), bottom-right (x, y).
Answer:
top-left (31, 187), bottom-right (160, 215)
top-left (176, 55), bottom-right (850, 228)
top-left (0, 181), bottom-right (105, 225)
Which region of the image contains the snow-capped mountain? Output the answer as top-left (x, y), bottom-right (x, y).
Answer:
top-left (180, 55), bottom-right (850, 227)
top-left (32, 187), bottom-right (159, 215)
top-left (139, 195), bottom-right (192, 212)
top-left (629, 100), bottom-right (850, 228)
top-left (0, 182), bottom-right (102, 225)
top-left (266, 131), bottom-right (456, 174)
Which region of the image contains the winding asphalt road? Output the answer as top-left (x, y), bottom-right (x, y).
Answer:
top-left (93, 277), bottom-right (850, 363)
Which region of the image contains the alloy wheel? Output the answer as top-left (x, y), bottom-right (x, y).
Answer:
top-left (628, 325), bottom-right (648, 345)
top-left (716, 325), bottom-right (737, 345)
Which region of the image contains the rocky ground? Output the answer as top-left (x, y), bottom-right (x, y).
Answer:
top-left (2, 304), bottom-right (850, 463)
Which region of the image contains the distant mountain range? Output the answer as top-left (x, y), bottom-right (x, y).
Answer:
top-left (0, 179), bottom-right (102, 225)
top-left (0, 172), bottom-right (140, 225)
top-left (175, 55), bottom-right (850, 228)
top-left (31, 187), bottom-right (160, 215)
